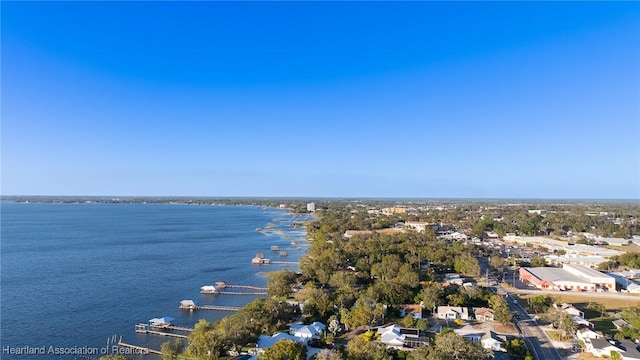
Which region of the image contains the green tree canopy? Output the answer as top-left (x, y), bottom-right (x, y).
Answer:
top-left (259, 339), bottom-right (307, 360)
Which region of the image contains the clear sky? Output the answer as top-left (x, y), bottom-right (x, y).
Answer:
top-left (2, 1), bottom-right (639, 199)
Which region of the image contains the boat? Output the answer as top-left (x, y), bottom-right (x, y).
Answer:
top-left (271, 245), bottom-right (280, 251)
top-left (279, 251), bottom-right (288, 257)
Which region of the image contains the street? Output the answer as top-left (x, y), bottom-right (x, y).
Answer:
top-left (478, 257), bottom-right (563, 360)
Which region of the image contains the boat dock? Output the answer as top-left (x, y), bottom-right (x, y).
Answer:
top-left (270, 261), bottom-right (298, 266)
top-left (179, 300), bottom-right (240, 312)
top-left (117, 342), bottom-right (162, 355)
top-left (135, 324), bottom-right (188, 338)
top-left (197, 305), bottom-right (241, 311)
top-left (151, 325), bottom-right (193, 332)
top-left (225, 284), bottom-right (267, 291)
top-left (220, 291), bottom-right (267, 295)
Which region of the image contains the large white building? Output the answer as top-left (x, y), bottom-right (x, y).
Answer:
top-left (519, 264), bottom-right (615, 292)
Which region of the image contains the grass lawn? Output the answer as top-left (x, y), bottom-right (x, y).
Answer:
top-left (514, 293), bottom-right (640, 314)
top-left (590, 317), bottom-right (617, 337)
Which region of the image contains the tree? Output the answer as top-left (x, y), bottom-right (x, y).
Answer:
top-left (487, 294), bottom-right (513, 324)
top-left (586, 302), bottom-right (607, 317)
top-left (328, 318), bottom-right (341, 336)
top-left (530, 256), bottom-right (547, 267)
top-left (259, 339), bottom-right (307, 360)
top-left (267, 270), bottom-right (298, 298)
top-left (161, 339), bottom-right (185, 360)
top-left (417, 282), bottom-right (444, 312)
top-left (427, 331), bottom-right (490, 360)
top-left (187, 319), bottom-right (226, 360)
top-left (504, 338), bottom-right (527, 356)
top-left (346, 335), bottom-right (391, 360)
top-left (402, 314), bottom-right (416, 328)
top-left (490, 255), bottom-right (505, 270)
top-left (294, 284), bottom-right (333, 319)
top-left (407, 345), bottom-right (430, 360)
top-left (314, 349), bottom-right (344, 360)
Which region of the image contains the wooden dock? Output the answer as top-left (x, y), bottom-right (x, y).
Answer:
top-left (220, 291), bottom-right (267, 295)
top-left (225, 284), bottom-right (268, 291)
top-left (196, 305), bottom-right (241, 311)
top-left (135, 324), bottom-right (188, 338)
top-left (270, 261), bottom-right (298, 266)
top-left (151, 325), bottom-right (193, 332)
top-left (117, 342), bottom-right (162, 355)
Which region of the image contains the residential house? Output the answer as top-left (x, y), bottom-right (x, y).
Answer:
top-left (289, 322), bottom-right (326, 340)
top-left (586, 338), bottom-right (624, 358)
top-left (473, 307), bottom-right (495, 322)
top-left (481, 331), bottom-right (506, 352)
top-left (571, 315), bottom-right (594, 328)
top-left (576, 326), bottom-right (603, 342)
top-left (437, 306), bottom-right (470, 320)
top-left (618, 339), bottom-right (640, 360)
top-left (257, 332), bottom-right (303, 351)
top-left (376, 325), bottom-right (429, 349)
top-left (555, 303), bottom-right (585, 318)
top-left (613, 319), bottom-right (630, 330)
top-left (399, 304), bottom-right (423, 319)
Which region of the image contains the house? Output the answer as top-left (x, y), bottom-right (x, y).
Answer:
top-left (443, 273), bottom-right (464, 285)
top-left (481, 331), bottom-right (506, 351)
top-left (257, 332), bottom-right (303, 351)
top-left (571, 315), bottom-right (594, 328)
top-left (555, 303), bottom-right (584, 318)
top-left (618, 339), bottom-right (640, 360)
top-left (376, 325), bottom-right (428, 349)
top-left (576, 326), bottom-right (603, 342)
top-left (586, 338), bottom-right (624, 358)
top-left (473, 307), bottom-right (495, 322)
top-left (399, 304), bottom-right (423, 319)
top-left (613, 319), bottom-right (630, 330)
top-left (437, 306), bottom-right (470, 320)
top-left (289, 322), bottom-right (326, 340)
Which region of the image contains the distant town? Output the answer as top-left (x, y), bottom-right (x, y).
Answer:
top-left (3, 197), bottom-right (640, 360)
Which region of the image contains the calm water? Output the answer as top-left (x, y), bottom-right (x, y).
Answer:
top-left (1, 202), bottom-right (310, 359)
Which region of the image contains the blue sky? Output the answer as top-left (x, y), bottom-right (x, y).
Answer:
top-left (2, 1), bottom-right (639, 199)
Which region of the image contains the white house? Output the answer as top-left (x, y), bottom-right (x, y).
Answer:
top-left (576, 327), bottom-right (602, 342)
top-left (437, 306), bottom-right (470, 320)
top-left (289, 322), bottom-right (326, 340)
top-left (377, 325), bottom-right (427, 349)
top-left (586, 339), bottom-right (623, 358)
top-left (257, 332), bottom-right (303, 351)
top-left (377, 325), bottom-right (406, 348)
top-left (481, 331), bottom-right (506, 352)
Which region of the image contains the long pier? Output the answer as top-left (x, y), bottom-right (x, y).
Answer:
top-left (197, 305), bottom-right (241, 311)
top-left (220, 291), bottom-right (268, 295)
top-left (117, 342), bottom-right (162, 355)
top-left (270, 261), bottom-right (298, 266)
top-left (223, 284), bottom-right (268, 291)
top-left (151, 325), bottom-right (193, 332)
top-left (135, 324), bottom-right (188, 338)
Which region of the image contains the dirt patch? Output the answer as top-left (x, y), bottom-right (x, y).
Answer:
top-left (494, 323), bottom-right (517, 334)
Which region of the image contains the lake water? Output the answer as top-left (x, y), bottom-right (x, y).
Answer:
top-left (1, 201), bottom-right (311, 359)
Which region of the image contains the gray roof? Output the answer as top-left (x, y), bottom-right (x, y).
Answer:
top-left (619, 339), bottom-right (640, 358)
top-left (526, 267), bottom-right (588, 283)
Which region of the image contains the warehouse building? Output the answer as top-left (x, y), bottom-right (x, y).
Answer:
top-left (519, 264), bottom-right (615, 292)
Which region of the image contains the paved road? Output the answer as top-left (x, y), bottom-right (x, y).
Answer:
top-left (478, 258), bottom-right (563, 360)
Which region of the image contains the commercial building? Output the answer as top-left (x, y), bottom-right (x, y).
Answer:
top-left (519, 264), bottom-right (615, 292)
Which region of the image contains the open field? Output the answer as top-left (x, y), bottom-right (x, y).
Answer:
top-left (514, 293), bottom-right (640, 312)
